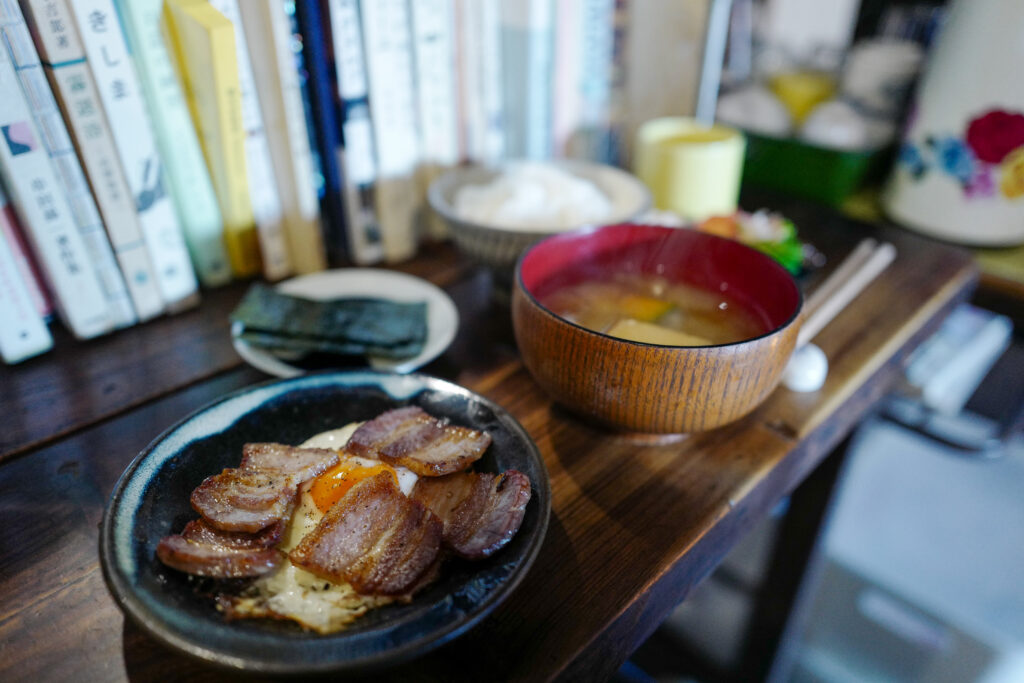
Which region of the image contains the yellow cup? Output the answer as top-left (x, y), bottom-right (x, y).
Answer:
top-left (633, 118), bottom-right (746, 222)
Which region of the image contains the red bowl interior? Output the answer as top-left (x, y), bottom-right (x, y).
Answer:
top-left (518, 223), bottom-right (802, 340)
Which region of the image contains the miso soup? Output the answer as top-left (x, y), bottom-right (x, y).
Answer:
top-left (540, 272), bottom-right (767, 346)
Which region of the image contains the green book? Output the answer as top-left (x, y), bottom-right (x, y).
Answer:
top-left (116, 0), bottom-right (231, 288)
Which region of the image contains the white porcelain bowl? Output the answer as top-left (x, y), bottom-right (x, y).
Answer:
top-left (428, 160), bottom-right (651, 292)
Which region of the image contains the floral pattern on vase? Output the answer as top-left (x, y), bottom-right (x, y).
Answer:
top-left (898, 108), bottom-right (1024, 200)
top-left (1000, 147), bottom-right (1024, 199)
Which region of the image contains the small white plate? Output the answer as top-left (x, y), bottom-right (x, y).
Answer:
top-left (232, 269), bottom-right (459, 377)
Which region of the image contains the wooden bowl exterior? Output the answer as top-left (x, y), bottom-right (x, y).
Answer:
top-left (511, 224), bottom-right (805, 434)
top-left (512, 288), bottom-right (802, 433)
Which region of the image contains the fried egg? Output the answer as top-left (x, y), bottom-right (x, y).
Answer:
top-left (227, 423), bottom-right (419, 633)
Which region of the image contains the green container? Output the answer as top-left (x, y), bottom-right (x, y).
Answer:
top-left (741, 131), bottom-right (893, 205)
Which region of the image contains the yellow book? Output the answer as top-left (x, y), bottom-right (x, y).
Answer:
top-left (162, 0), bottom-right (260, 277)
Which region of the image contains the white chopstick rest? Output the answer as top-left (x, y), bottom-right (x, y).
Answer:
top-left (783, 343), bottom-right (829, 392)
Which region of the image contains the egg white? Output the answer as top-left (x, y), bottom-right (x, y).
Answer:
top-left (227, 423), bottom-right (418, 633)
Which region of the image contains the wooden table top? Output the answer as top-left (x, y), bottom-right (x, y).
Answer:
top-left (0, 201), bottom-right (977, 682)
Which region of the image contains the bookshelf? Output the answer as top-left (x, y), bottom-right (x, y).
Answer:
top-left (0, 0), bottom-right (716, 365)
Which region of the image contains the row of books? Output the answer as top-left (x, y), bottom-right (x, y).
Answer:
top-left (0, 0), bottom-right (626, 364)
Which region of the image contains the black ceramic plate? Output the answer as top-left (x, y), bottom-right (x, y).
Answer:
top-left (99, 371), bottom-right (550, 675)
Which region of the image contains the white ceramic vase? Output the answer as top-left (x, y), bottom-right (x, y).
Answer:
top-left (883, 0), bottom-right (1024, 245)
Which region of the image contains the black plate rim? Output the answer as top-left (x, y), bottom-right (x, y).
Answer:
top-left (98, 369), bottom-right (551, 675)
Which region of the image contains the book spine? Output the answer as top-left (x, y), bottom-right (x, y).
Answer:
top-left (283, 2), bottom-right (325, 211)
top-left (293, 0), bottom-right (348, 265)
top-left (577, 0), bottom-right (615, 140)
top-left (325, 0), bottom-right (383, 265)
top-left (1, 2), bottom-right (136, 327)
top-left (409, 0), bottom-right (458, 240)
top-left (22, 0), bottom-right (165, 322)
top-left (501, 0), bottom-right (554, 160)
top-left (551, 0), bottom-right (583, 158)
top-left (359, 0), bottom-right (420, 263)
top-left (238, 0), bottom-right (325, 275)
top-left (209, 0), bottom-right (291, 281)
top-left (410, 0), bottom-right (458, 167)
top-left (114, 0), bottom-right (232, 288)
top-left (0, 47), bottom-right (113, 339)
top-left (453, 0), bottom-right (479, 161)
top-left (163, 0), bottom-right (260, 278)
top-left (455, 0), bottom-right (505, 163)
top-left (603, 0), bottom-right (629, 166)
top-left (478, 0), bottom-right (504, 162)
top-left (70, 0), bottom-right (199, 311)
top-left (0, 195), bottom-right (50, 317)
top-left (0, 185), bottom-right (52, 363)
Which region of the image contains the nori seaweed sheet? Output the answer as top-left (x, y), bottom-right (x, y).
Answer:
top-left (231, 284), bottom-right (428, 359)
top-left (235, 330), bottom-right (425, 360)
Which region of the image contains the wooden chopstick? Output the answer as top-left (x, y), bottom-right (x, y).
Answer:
top-left (803, 237), bottom-right (877, 319)
top-left (797, 239), bottom-right (897, 348)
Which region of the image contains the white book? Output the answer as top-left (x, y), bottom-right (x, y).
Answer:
top-left (23, 0), bottom-right (164, 321)
top-left (0, 49), bottom-right (113, 339)
top-left (0, 195), bottom-right (49, 316)
top-left (501, 0), bottom-right (554, 160)
top-left (551, 0), bottom-right (583, 158)
top-left (454, 0), bottom-right (480, 161)
top-left (456, 0), bottom-right (504, 163)
top-left (208, 0), bottom-right (292, 281)
top-left (238, 0), bottom-right (326, 275)
top-left (359, 0), bottom-right (421, 262)
top-left (0, 2), bottom-right (136, 327)
top-left (115, 0), bottom-right (232, 288)
top-left (553, 0), bottom-right (616, 161)
top-left (478, 0), bottom-right (504, 162)
top-left (69, 0), bottom-right (200, 310)
top-left (325, 0), bottom-right (383, 265)
top-left (0, 184), bottom-right (52, 363)
top-left (410, 0), bottom-right (459, 167)
top-left (409, 0), bottom-right (459, 240)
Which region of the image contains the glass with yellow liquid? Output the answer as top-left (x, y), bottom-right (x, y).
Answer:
top-left (633, 117), bottom-right (746, 221)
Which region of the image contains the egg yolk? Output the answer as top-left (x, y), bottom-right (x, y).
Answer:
top-left (310, 460), bottom-right (399, 513)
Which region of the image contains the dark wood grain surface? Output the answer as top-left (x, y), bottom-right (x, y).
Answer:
top-left (0, 242), bottom-right (475, 462)
top-left (0, 206), bottom-right (976, 682)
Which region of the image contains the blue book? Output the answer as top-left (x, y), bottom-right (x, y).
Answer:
top-left (292, 0), bottom-right (348, 264)
top-left (324, 0), bottom-right (384, 265)
top-left (283, 2), bottom-right (325, 209)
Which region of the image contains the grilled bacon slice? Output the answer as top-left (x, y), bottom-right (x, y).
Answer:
top-left (190, 443), bottom-right (338, 533)
top-left (411, 470), bottom-right (531, 560)
top-left (289, 472), bottom-right (442, 596)
top-left (191, 469), bottom-right (299, 533)
top-left (239, 443), bottom-right (340, 479)
top-left (156, 519), bottom-right (284, 578)
top-left (347, 406), bottom-right (491, 477)
top-left (179, 518), bottom-right (284, 549)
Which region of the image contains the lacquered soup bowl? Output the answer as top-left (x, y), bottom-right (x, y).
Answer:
top-left (511, 224), bottom-right (803, 434)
